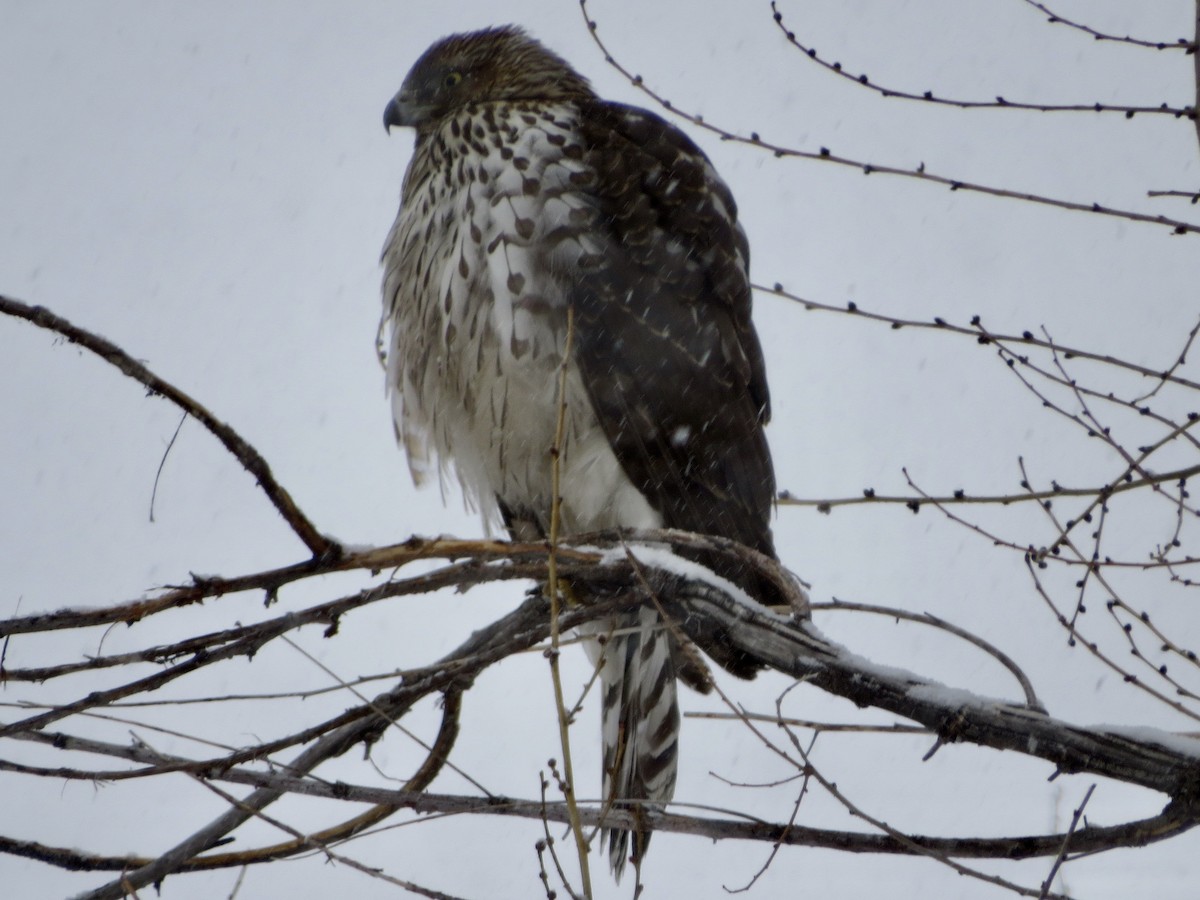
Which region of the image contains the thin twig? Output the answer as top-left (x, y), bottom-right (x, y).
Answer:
top-left (756, 284), bottom-right (1200, 392)
top-left (70, 591), bottom-right (572, 900)
top-left (811, 600), bottom-right (1044, 710)
top-left (772, 1), bottom-right (1193, 116)
top-left (576, 1), bottom-right (1200, 237)
top-left (177, 762), bottom-right (467, 899)
top-left (1019, 0), bottom-right (1195, 50)
top-left (687, 711), bottom-right (928, 735)
top-left (545, 304), bottom-right (592, 897)
top-left (1038, 784), bottom-right (1096, 899)
top-left (149, 412), bottom-right (187, 523)
top-left (1193, 0), bottom-right (1200, 159)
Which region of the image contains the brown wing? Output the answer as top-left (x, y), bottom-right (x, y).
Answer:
top-left (568, 102), bottom-right (778, 673)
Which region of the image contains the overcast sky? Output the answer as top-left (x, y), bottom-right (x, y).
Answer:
top-left (3, 2), bottom-right (1200, 897)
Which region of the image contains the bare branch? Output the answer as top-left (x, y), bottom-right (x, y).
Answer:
top-left (1194, 0), bottom-right (1200, 158)
top-left (0, 294), bottom-right (338, 560)
top-left (811, 600), bottom-right (1044, 711)
top-left (577, 1), bottom-right (1200, 237)
top-left (70, 590), bottom-right (568, 900)
top-left (1019, 0), bottom-right (1197, 51)
top-left (772, 1), bottom-right (1193, 117)
top-left (1, 742), bottom-right (1190, 866)
top-left (1038, 784), bottom-right (1096, 899)
top-left (756, 285), bottom-right (1200, 392)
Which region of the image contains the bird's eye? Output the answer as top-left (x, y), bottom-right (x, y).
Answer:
top-left (443, 71), bottom-right (463, 88)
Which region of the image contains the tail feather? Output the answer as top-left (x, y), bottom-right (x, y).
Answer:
top-left (586, 606), bottom-right (680, 880)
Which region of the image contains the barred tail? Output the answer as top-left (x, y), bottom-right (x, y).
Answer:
top-left (586, 605), bottom-right (680, 880)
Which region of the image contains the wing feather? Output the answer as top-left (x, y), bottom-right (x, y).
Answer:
top-left (567, 104), bottom-right (778, 635)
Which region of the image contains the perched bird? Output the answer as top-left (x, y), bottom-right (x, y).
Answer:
top-left (380, 26), bottom-right (778, 878)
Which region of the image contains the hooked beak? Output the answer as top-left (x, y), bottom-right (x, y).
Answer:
top-left (383, 92), bottom-right (420, 131)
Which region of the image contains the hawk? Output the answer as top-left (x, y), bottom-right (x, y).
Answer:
top-left (381, 26), bottom-right (778, 877)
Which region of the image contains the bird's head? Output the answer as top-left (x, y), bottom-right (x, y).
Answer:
top-left (384, 26), bottom-right (594, 133)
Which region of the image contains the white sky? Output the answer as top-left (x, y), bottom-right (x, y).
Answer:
top-left (3, 1), bottom-right (1200, 897)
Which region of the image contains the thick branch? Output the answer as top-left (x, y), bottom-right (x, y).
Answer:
top-left (664, 580), bottom-right (1200, 798)
top-left (0, 537), bottom-right (592, 640)
top-left (9, 531), bottom-right (1199, 801)
top-left (4, 533), bottom-right (1200, 890)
